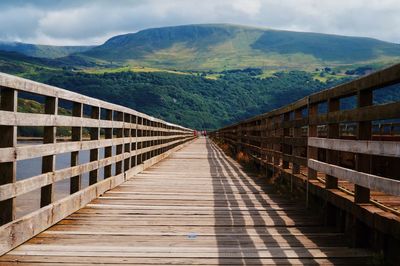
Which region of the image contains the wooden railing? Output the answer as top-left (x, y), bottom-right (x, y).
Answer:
top-left (0, 72), bottom-right (195, 255)
top-left (210, 63), bottom-right (400, 208)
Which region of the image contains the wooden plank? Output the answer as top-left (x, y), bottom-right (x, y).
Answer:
top-left (309, 101), bottom-right (400, 125)
top-left (308, 159), bottom-right (400, 196)
top-left (308, 137), bottom-right (400, 157)
top-left (0, 256), bottom-right (369, 265)
top-left (0, 110), bottom-right (123, 128)
top-left (6, 245), bottom-right (370, 257)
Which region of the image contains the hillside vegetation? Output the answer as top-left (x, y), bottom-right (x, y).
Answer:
top-left (19, 69), bottom-right (349, 129)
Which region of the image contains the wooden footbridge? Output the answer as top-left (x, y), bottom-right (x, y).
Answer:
top-left (0, 64), bottom-right (399, 265)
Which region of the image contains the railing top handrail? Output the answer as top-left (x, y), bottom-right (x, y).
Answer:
top-left (0, 72), bottom-right (192, 131)
top-left (215, 63), bottom-right (400, 131)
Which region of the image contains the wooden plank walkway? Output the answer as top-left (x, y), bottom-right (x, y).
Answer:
top-left (0, 137), bottom-right (371, 265)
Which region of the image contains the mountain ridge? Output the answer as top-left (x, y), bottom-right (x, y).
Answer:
top-left (1, 24), bottom-right (399, 71)
top-left (81, 23), bottom-right (400, 70)
top-left (0, 41), bottom-right (93, 59)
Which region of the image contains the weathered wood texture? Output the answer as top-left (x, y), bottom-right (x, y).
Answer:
top-left (0, 138), bottom-right (370, 264)
top-left (0, 73), bottom-right (194, 255)
top-left (210, 63), bottom-right (400, 215)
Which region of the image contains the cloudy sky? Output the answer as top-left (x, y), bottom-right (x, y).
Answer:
top-left (0, 0), bottom-right (399, 45)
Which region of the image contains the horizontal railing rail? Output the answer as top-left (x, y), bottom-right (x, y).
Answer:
top-left (0, 72), bottom-right (195, 255)
top-left (210, 63), bottom-right (400, 208)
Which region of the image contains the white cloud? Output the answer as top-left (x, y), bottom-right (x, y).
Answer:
top-left (0, 0), bottom-right (398, 45)
top-left (0, 5), bottom-right (43, 42)
top-left (232, 0), bottom-right (262, 16)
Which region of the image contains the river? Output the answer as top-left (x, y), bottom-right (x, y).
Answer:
top-left (16, 142), bottom-right (116, 218)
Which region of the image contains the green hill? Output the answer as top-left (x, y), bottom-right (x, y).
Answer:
top-left (0, 23), bottom-right (399, 129)
top-left (82, 24), bottom-right (400, 71)
top-left (0, 41), bottom-right (93, 59)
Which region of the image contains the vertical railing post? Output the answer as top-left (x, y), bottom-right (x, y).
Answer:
top-left (124, 114), bottom-right (131, 172)
top-left (41, 96), bottom-right (58, 207)
top-left (104, 109), bottom-right (113, 178)
top-left (326, 98), bottom-right (339, 189)
top-left (355, 89), bottom-right (372, 203)
top-left (282, 112), bottom-right (290, 169)
top-left (266, 117), bottom-right (273, 165)
top-left (89, 106), bottom-right (100, 185)
top-left (292, 108), bottom-right (302, 175)
top-left (164, 124), bottom-right (167, 154)
top-left (260, 118), bottom-right (266, 171)
top-left (265, 117), bottom-right (272, 178)
top-left (115, 112), bottom-right (123, 175)
top-left (273, 115), bottom-right (280, 167)
top-left (144, 119), bottom-right (147, 160)
top-left (133, 116), bottom-right (138, 167)
top-left (236, 124), bottom-right (241, 154)
top-left (70, 102), bottom-right (83, 193)
top-left (156, 122), bottom-right (160, 156)
top-left (144, 119), bottom-right (148, 160)
top-left (162, 123), bottom-right (165, 154)
top-left (150, 121), bottom-right (155, 158)
top-left (0, 87), bottom-right (17, 224)
top-left (138, 117), bottom-right (142, 164)
top-left (307, 99), bottom-right (318, 207)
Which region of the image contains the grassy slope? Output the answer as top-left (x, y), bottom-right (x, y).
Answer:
top-left (82, 24), bottom-right (400, 71)
top-left (83, 66), bottom-right (190, 75)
